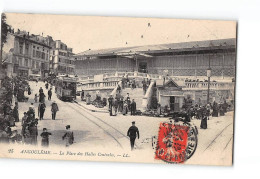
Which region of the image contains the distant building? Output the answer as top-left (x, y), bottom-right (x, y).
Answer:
top-left (2, 30), bottom-right (52, 78)
top-left (49, 40), bottom-right (75, 75)
top-left (73, 38), bottom-right (236, 79)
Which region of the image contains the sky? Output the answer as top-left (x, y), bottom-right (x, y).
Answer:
top-left (5, 13), bottom-right (236, 54)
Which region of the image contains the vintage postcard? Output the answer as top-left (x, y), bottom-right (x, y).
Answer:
top-left (0, 13), bottom-right (236, 166)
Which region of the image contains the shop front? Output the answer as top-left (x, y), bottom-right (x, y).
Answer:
top-left (156, 79), bottom-right (184, 112)
top-left (17, 67), bottom-right (29, 78)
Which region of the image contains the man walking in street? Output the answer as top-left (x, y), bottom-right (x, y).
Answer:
top-left (51, 101), bottom-right (59, 120)
top-left (39, 87), bottom-right (43, 94)
top-left (108, 95), bottom-right (113, 116)
top-left (45, 82), bottom-right (49, 90)
top-left (127, 121), bottom-right (139, 150)
top-left (48, 88), bottom-right (52, 101)
top-left (38, 102), bottom-right (46, 120)
top-left (39, 92), bottom-right (45, 103)
top-left (130, 99), bottom-right (136, 115)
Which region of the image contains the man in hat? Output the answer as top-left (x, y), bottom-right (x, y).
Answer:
top-left (108, 95), bottom-right (113, 110)
top-left (127, 121), bottom-right (140, 150)
top-left (45, 82), bottom-right (49, 90)
top-left (48, 88), bottom-right (52, 101)
top-left (38, 102), bottom-right (46, 120)
top-left (51, 101), bottom-right (59, 120)
top-left (40, 128), bottom-right (52, 147)
top-left (39, 87), bottom-right (43, 94)
top-left (62, 125), bottom-right (74, 147)
top-left (130, 99), bottom-right (136, 116)
top-left (39, 91), bottom-right (46, 103)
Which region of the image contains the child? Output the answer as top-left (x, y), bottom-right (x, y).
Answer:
top-left (40, 128), bottom-right (52, 147)
top-left (10, 130), bottom-right (23, 144)
top-left (34, 94), bottom-right (38, 103)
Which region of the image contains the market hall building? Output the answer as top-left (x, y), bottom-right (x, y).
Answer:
top-left (73, 38), bottom-right (236, 79)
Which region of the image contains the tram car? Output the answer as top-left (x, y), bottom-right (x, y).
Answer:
top-left (55, 75), bottom-right (78, 101)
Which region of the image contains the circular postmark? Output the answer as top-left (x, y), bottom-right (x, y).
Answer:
top-left (154, 119), bottom-right (198, 164)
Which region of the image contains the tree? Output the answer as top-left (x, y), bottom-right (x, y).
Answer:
top-left (1, 13), bottom-right (11, 64)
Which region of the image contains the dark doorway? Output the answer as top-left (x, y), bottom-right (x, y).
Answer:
top-left (138, 62), bottom-right (147, 73)
top-left (170, 96), bottom-right (175, 111)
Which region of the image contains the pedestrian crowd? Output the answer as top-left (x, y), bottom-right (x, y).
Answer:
top-left (108, 92), bottom-right (137, 116)
top-left (0, 76), bottom-right (28, 144)
top-left (179, 96), bottom-right (231, 129)
top-left (0, 76), bottom-right (73, 147)
top-left (121, 75), bottom-right (151, 93)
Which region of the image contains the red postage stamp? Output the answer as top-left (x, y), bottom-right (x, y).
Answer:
top-left (155, 122), bottom-right (190, 163)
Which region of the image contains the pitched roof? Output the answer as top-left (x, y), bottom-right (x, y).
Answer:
top-left (156, 78), bottom-right (184, 89)
top-left (75, 38), bottom-right (236, 57)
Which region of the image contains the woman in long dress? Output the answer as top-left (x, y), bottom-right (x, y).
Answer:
top-left (122, 101), bottom-right (128, 115)
top-left (62, 125), bottom-right (74, 147)
top-left (219, 104), bottom-right (225, 116)
top-left (13, 103), bottom-right (19, 122)
top-left (23, 126), bottom-right (32, 144)
top-left (200, 106), bottom-right (209, 129)
top-left (212, 101), bottom-right (219, 117)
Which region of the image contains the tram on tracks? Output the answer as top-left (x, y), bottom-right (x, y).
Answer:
top-left (54, 75), bottom-right (78, 101)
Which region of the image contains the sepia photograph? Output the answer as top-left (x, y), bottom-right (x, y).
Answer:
top-left (0, 12), bottom-right (236, 166)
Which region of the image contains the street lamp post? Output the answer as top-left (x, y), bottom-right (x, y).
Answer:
top-left (207, 63), bottom-right (212, 104)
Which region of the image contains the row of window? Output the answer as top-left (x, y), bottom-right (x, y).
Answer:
top-left (18, 42), bottom-right (49, 55)
top-left (33, 45), bottom-right (49, 52)
top-left (59, 51), bottom-right (69, 57)
top-left (57, 65), bottom-right (74, 73)
top-left (58, 58), bottom-right (75, 65)
top-left (15, 57), bottom-right (49, 70)
top-left (33, 49), bottom-right (49, 60)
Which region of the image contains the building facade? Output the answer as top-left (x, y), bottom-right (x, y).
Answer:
top-left (2, 30), bottom-right (51, 78)
top-left (73, 38), bottom-right (236, 79)
top-left (49, 40), bottom-right (75, 75)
